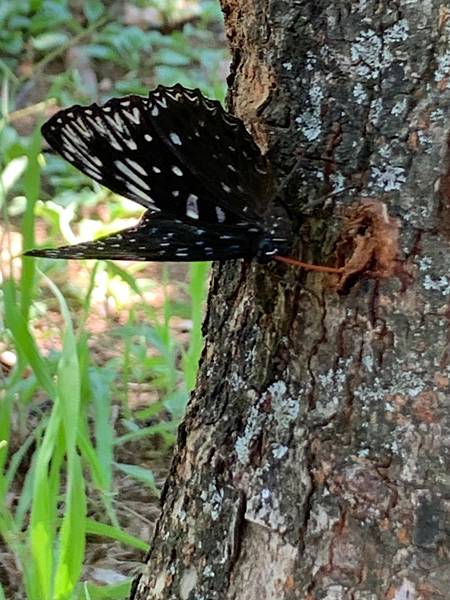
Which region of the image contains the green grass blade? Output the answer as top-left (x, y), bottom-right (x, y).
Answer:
top-left (54, 453), bottom-right (86, 600)
top-left (46, 274), bottom-right (80, 453)
top-left (0, 393), bottom-right (13, 495)
top-left (105, 261), bottom-right (144, 297)
top-left (20, 126), bottom-right (41, 321)
top-left (114, 422), bottom-right (176, 446)
top-left (79, 579), bottom-right (132, 599)
top-left (183, 262), bottom-right (209, 391)
top-left (43, 275), bottom-right (87, 599)
top-left (89, 367), bottom-right (114, 491)
top-left (85, 518), bottom-right (149, 552)
top-left (114, 463), bottom-right (159, 496)
top-left (76, 429), bottom-right (105, 489)
top-left (3, 279), bottom-right (56, 399)
top-left (29, 407), bottom-right (61, 600)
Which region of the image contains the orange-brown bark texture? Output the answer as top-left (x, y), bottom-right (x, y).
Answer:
top-left (132, 2), bottom-right (450, 598)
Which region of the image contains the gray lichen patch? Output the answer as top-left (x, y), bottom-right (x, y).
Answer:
top-left (226, 527), bottom-right (297, 598)
top-left (179, 567), bottom-right (198, 600)
top-left (234, 380), bottom-right (300, 466)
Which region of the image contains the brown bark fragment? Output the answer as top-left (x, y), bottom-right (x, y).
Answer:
top-left (335, 199), bottom-right (400, 292)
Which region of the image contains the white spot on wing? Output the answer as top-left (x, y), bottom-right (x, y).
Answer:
top-left (93, 117), bottom-right (108, 134)
top-left (172, 166), bottom-right (183, 176)
top-left (64, 125), bottom-right (89, 149)
top-left (216, 207), bottom-right (226, 223)
top-left (112, 112), bottom-right (130, 134)
top-left (186, 194), bottom-right (199, 219)
top-left (126, 158), bottom-right (147, 177)
top-left (84, 167), bottom-right (102, 180)
top-left (123, 107), bottom-right (141, 124)
top-left (114, 160), bottom-right (151, 190)
top-left (169, 132), bottom-right (182, 145)
top-left (84, 115), bottom-right (122, 150)
top-left (88, 155), bottom-right (103, 167)
top-left (72, 118), bottom-right (91, 138)
top-left (125, 183), bottom-right (156, 208)
top-left (61, 133), bottom-right (93, 166)
top-left (144, 134), bottom-right (153, 141)
top-left (221, 183), bottom-right (231, 193)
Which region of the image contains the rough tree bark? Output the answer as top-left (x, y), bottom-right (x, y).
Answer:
top-left (132, 2), bottom-right (450, 598)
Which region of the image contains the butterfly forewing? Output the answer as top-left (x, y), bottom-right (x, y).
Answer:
top-left (25, 211), bottom-right (267, 262)
top-left (43, 96), bottom-right (229, 223)
top-left (41, 85), bottom-right (270, 226)
top-left (148, 85), bottom-right (272, 218)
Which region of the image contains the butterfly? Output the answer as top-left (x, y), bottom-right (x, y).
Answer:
top-left (25, 83), bottom-right (297, 265)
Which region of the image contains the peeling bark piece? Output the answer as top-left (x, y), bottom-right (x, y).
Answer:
top-left (336, 199), bottom-right (400, 292)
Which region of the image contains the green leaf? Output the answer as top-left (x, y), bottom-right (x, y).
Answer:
top-left (154, 48), bottom-right (190, 66)
top-left (54, 455), bottom-right (86, 600)
top-left (83, 0), bottom-right (104, 22)
top-left (85, 518), bottom-right (149, 552)
top-left (105, 262), bottom-right (143, 297)
top-left (31, 32), bottom-right (69, 51)
top-left (114, 463), bottom-right (159, 496)
top-left (21, 126), bottom-right (41, 321)
top-left (30, 408), bottom-right (62, 600)
top-left (79, 579), bottom-right (132, 599)
top-left (89, 367), bottom-right (115, 491)
top-left (3, 280), bottom-right (55, 400)
top-left (44, 275), bottom-right (80, 453)
top-left (163, 388), bottom-right (189, 420)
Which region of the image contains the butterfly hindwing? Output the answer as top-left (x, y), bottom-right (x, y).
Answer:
top-left (25, 210), bottom-right (268, 262)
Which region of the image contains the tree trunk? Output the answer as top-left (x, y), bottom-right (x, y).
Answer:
top-left (132, 2), bottom-right (450, 598)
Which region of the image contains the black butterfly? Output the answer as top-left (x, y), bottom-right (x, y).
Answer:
top-left (25, 84), bottom-right (293, 264)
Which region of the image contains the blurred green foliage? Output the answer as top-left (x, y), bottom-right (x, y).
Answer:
top-left (0, 1), bottom-right (227, 598)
